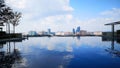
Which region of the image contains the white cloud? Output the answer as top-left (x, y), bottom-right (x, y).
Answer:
top-left (101, 8), bottom-right (120, 17)
top-left (5, 0), bottom-right (120, 33)
top-left (5, 0), bottom-right (75, 32)
top-left (16, 13), bottom-right (120, 32)
top-left (17, 14), bottom-right (78, 32)
top-left (6, 0), bottom-right (73, 18)
top-left (6, 0), bottom-right (26, 9)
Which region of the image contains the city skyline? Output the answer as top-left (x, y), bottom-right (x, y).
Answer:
top-left (4, 0), bottom-right (120, 33)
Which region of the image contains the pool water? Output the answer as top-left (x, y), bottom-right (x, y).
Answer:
top-left (0, 37), bottom-right (120, 68)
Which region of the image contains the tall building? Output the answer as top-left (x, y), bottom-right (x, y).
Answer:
top-left (73, 28), bottom-right (75, 34)
top-left (48, 29), bottom-right (51, 34)
top-left (76, 26), bottom-right (80, 33)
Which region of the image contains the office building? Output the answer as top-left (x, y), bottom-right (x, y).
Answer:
top-left (73, 28), bottom-right (75, 34)
top-left (48, 29), bottom-right (51, 34)
top-left (76, 26), bottom-right (80, 33)
top-left (28, 31), bottom-right (38, 36)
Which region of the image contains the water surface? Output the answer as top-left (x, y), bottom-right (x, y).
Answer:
top-left (0, 37), bottom-right (120, 68)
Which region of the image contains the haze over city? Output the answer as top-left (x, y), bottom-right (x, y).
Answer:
top-left (5, 0), bottom-right (120, 33)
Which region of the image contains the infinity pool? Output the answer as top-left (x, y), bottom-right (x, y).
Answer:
top-left (0, 37), bottom-right (120, 68)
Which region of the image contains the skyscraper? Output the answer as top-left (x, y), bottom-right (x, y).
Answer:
top-left (48, 28), bottom-right (51, 34)
top-left (76, 26), bottom-right (80, 33)
top-left (73, 28), bottom-right (75, 34)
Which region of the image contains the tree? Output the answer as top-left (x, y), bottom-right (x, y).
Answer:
top-left (0, 0), bottom-right (21, 34)
top-left (10, 12), bottom-right (21, 33)
top-left (2, 6), bottom-right (14, 34)
top-left (0, 1), bottom-right (14, 34)
top-left (0, 1), bottom-right (5, 28)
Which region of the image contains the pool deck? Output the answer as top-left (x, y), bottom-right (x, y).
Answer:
top-left (0, 37), bottom-right (26, 42)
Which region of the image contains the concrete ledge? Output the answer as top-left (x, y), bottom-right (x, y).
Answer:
top-left (0, 37), bottom-right (26, 43)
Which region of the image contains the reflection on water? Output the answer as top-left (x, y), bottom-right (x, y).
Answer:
top-left (0, 40), bottom-right (25, 68)
top-left (77, 36), bottom-right (80, 40)
top-left (0, 37), bottom-right (120, 68)
top-left (102, 36), bottom-right (120, 57)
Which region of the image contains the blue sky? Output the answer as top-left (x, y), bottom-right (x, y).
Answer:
top-left (70, 0), bottom-right (120, 19)
top-left (5, 0), bottom-right (120, 33)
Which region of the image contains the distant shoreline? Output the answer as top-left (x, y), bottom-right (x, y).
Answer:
top-left (24, 35), bottom-right (101, 37)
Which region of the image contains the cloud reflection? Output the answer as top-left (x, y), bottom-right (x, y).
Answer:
top-left (21, 37), bottom-right (111, 53)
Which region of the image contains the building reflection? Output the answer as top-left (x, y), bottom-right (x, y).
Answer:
top-left (102, 36), bottom-right (120, 57)
top-left (0, 40), bottom-right (23, 68)
top-left (76, 36), bottom-right (81, 40)
top-left (72, 36), bottom-right (81, 40)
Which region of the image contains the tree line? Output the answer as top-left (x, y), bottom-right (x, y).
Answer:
top-left (0, 0), bottom-right (21, 34)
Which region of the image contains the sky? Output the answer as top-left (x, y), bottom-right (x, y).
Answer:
top-left (5, 0), bottom-right (120, 33)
